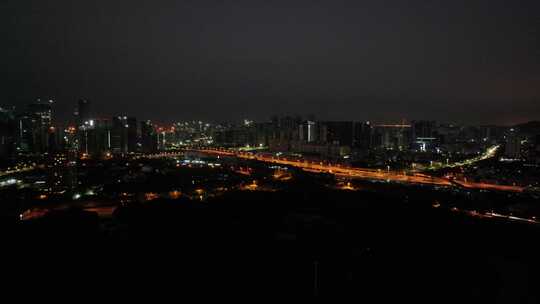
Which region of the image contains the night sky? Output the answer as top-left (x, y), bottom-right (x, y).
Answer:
top-left (2, 0), bottom-right (540, 124)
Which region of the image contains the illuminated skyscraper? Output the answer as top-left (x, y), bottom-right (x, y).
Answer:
top-left (299, 121), bottom-right (316, 143)
top-left (27, 99), bottom-right (52, 126)
top-left (18, 99), bottom-right (54, 154)
top-left (79, 118), bottom-right (112, 157)
top-left (111, 116), bottom-right (137, 154)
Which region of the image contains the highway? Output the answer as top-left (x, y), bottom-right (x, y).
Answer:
top-left (429, 145), bottom-right (500, 170)
top-left (167, 148), bottom-right (524, 192)
top-left (0, 165), bottom-right (35, 178)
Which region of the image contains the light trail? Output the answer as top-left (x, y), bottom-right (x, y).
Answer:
top-left (144, 148), bottom-right (523, 192)
top-left (0, 166), bottom-right (35, 177)
top-left (428, 145), bottom-right (500, 170)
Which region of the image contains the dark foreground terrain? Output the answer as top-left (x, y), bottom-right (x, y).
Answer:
top-left (3, 183), bottom-right (540, 303)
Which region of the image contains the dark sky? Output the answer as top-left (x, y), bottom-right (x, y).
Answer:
top-left (2, 0), bottom-right (540, 124)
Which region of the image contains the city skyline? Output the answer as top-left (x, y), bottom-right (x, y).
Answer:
top-left (2, 97), bottom-right (539, 127)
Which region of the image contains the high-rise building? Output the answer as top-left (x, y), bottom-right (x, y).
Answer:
top-left (254, 122), bottom-right (271, 147)
top-left (111, 116), bottom-right (137, 154)
top-left (410, 120), bottom-right (439, 151)
top-left (15, 113), bottom-right (33, 153)
top-left (279, 116), bottom-right (302, 142)
top-left (76, 99), bottom-right (92, 125)
top-left (411, 120), bottom-right (435, 141)
top-left (111, 116), bottom-right (128, 154)
top-left (127, 117), bottom-right (137, 153)
top-left (268, 116), bottom-right (302, 151)
top-left (0, 106), bottom-right (16, 159)
top-left (436, 124), bottom-right (460, 145)
top-left (79, 118), bottom-right (112, 157)
top-left (316, 123), bottom-right (328, 144)
top-left (50, 124), bottom-right (67, 153)
top-left (75, 99), bottom-right (114, 157)
top-left (459, 126), bottom-right (482, 143)
top-left (65, 126), bottom-right (78, 192)
top-left (353, 121), bottom-right (372, 150)
top-left (479, 125), bottom-right (504, 143)
top-left (26, 99), bottom-right (53, 153)
top-left (27, 99), bottom-right (53, 126)
top-left (141, 120), bottom-right (158, 153)
top-left (15, 99), bottom-right (54, 154)
top-left (505, 130), bottom-right (521, 159)
top-left (299, 121), bottom-right (317, 143)
top-left (372, 124), bottom-right (411, 150)
top-left (323, 121), bottom-right (354, 146)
